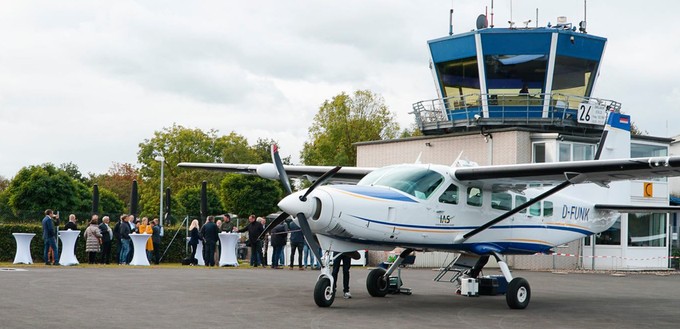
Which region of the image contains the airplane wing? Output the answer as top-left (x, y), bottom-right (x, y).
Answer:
top-left (177, 162), bottom-right (375, 183)
top-left (452, 156), bottom-right (680, 187)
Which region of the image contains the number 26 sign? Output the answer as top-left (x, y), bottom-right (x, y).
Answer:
top-left (577, 102), bottom-right (606, 125)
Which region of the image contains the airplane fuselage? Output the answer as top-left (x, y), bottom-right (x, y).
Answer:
top-left (279, 163), bottom-right (620, 256)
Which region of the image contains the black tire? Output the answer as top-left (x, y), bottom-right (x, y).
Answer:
top-left (314, 277), bottom-right (335, 307)
top-left (506, 277), bottom-right (531, 309)
top-left (366, 268), bottom-right (389, 297)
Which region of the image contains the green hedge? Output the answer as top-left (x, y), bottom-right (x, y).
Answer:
top-left (0, 224), bottom-right (191, 264)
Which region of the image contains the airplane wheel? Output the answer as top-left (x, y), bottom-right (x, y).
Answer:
top-left (314, 277), bottom-right (335, 307)
top-left (366, 268), bottom-right (389, 297)
top-left (506, 277), bottom-right (531, 309)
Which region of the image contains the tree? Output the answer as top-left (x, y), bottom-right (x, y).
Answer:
top-left (98, 187), bottom-right (126, 215)
top-left (0, 175), bottom-right (9, 192)
top-left (300, 90), bottom-right (400, 166)
top-left (220, 174), bottom-right (282, 219)
top-left (3, 164), bottom-right (89, 219)
top-left (89, 162), bottom-right (140, 207)
top-left (177, 185), bottom-right (224, 219)
top-left (136, 124), bottom-right (242, 217)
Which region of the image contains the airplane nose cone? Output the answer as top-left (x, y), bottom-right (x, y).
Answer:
top-left (278, 191), bottom-right (315, 218)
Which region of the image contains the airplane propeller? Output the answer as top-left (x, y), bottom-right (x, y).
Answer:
top-left (256, 144), bottom-right (340, 262)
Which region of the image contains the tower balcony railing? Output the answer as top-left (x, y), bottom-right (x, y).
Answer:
top-left (412, 93), bottom-right (621, 133)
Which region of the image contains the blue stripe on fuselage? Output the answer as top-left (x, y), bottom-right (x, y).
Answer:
top-left (349, 214), bottom-right (593, 236)
top-left (330, 185), bottom-right (417, 202)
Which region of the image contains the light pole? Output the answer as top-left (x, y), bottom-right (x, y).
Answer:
top-left (154, 155), bottom-right (165, 236)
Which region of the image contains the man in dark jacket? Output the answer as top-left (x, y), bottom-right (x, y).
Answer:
top-left (287, 220), bottom-right (305, 270)
top-left (270, 223), bottom-right (287, 269)
top-left (119, 215), bottom-right (132, 265)
top-left (200, 216), bottom-right (219, 267)
top-left (238, 215), bottom-right (264, 267)
top-left (98, 216), bottom-right (113, 264)
top-left (113, 215), bottom-right (124, 263)
top-left (42, 209), bottom-right (59, 265)
top-left (151, 218), bottom-right (161, 264)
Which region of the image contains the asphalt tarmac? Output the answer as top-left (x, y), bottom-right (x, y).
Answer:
top-left (1, 265), bottom-right (679, 329)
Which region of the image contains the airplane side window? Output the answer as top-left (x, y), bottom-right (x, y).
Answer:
top-left (438, 184), bottom-right (459, 205)
top-left (529, 202), bottom-right (541, 216)
top-left (491, 191), bottom-right (512, 210)
top-left (543, 201), bottom-right (553, 217)
top-left (467, 187), bottom-right (483, 207)
top-left (515, 195), bottom-right (527, 213)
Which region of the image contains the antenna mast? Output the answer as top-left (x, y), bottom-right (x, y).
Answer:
top-left (490, 0), bottom-right (494, 27)
top-left (449, 8), bottom-right (454, 35)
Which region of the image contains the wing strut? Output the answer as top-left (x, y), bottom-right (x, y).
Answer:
top-left (454, 172), bottom-right (587, 243)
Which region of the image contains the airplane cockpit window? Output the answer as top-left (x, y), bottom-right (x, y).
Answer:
top-left (438, 184), bottom-right (459, 204)
top-left (467, 187), bottom-right (483, 207)
top-left (358, 166), bottom-right (445, 200)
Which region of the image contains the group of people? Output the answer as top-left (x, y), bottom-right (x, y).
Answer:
top-left (41, 209), bottom-right (162, 266)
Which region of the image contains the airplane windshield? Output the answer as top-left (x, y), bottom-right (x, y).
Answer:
top-left (358, 166), bottom-right (444, 200)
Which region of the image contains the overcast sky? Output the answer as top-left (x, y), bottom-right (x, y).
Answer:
top-left (1, 1), bottom-right (678, 178)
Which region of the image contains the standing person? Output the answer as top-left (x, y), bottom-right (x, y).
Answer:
top-left (64, 214), bottom-right (78, 230)
top-left (127, 215), bottom-right (136, 264)
top-left (151, 218), bottom-right (161, 264)
top-left (258, 217), bottom-right (269, 266)
top-left (187, 219), bottom-right (200, 265)
top-left (113, 214), bottom-right (125, 264)
top-left (42, 209), bottom-right (59, 265)
top-left (84, 218), bottom-right (102, 264)
top-left (270, 222), bottom-right (287, 269)
top-left (219, 214), bottom-right (234, 232)
top-left (139, 217), bottom-right (154, 262)
top-left (287, 220), bottom-right (304, 270)
top-left (98, 216), bottom-right (113, 264)
top-left (119, 215), bottom-right (132, 265)
top-left (332, 252), bottom-right (353, 299)
top-left (237, 215), bottom-right (264, 267)
top-left (201, 216), bottom-right (219, 267)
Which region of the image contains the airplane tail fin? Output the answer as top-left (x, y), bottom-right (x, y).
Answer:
top-left (594, 112), bottom-right (631, 160)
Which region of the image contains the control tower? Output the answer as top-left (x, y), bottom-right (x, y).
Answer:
top-left (413, 17), bottom-right (620, 135)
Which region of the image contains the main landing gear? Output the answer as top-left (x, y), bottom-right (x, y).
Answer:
top-left (473, 252), bottom-right (531, 309)
top-left (366, 248), bottom-right (414, 298)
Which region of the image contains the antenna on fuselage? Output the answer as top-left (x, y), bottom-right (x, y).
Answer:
top-left (452, 151), bottom-right (464, 167)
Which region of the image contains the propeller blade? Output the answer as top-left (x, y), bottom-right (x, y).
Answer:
top-left (297, 213), bottom-right (322, 261)
top-left (258, 212), bottom-right (289, 241)
top-left (299, 166), bottom-right (341, 201)
top-left (271, 144), bottom-right (293, 195)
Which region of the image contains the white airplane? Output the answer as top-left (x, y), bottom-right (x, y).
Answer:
top-left (179, 112), bottom-right (680, 309)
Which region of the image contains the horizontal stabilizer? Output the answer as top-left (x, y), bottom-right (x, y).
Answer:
top-left (594, 204), bottom-right (680, 213)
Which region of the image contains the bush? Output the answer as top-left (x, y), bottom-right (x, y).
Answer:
top-left (0, 223), bottom-right (191, 264)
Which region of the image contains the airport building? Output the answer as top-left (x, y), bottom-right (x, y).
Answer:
top-left (357, 19), bottom-right (674, 270)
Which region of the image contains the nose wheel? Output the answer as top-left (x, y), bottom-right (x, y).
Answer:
top-left (314, 277), bottom-right (335, 307)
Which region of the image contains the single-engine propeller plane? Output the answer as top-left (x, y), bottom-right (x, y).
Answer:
top-left (179, 113), bottom-right (680, 309)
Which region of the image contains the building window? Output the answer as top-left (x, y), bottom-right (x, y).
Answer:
top-left (631, 143), bottom-right (668, 158)
top-left (628, 213), bottom-right (667, 247)
top-left (467, 187), bottom-right (483, 207)
top-left (558, 142), bottom-right (595, 162)
top-left (551, 56), bottom-right (599, 109)
top-left (533, 142), bottom-right (546, 163)
top-left (436, 56), bottom-right (481, 109)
